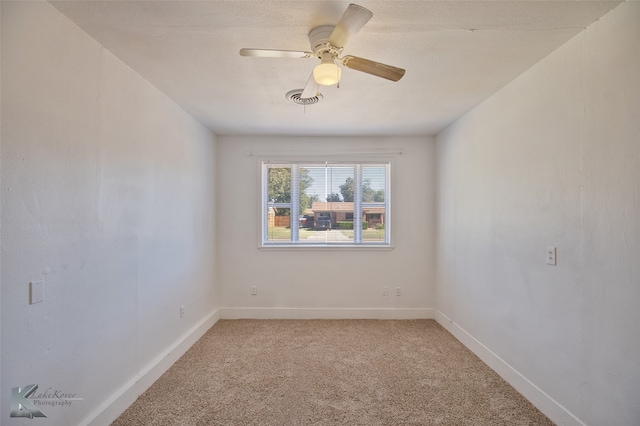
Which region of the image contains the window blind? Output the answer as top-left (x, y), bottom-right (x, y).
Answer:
top-left (262, 161), bottom-right (390, 247)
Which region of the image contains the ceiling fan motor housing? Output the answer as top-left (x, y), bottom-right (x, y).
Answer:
top-left (309, 25), bottom-right (338, 57)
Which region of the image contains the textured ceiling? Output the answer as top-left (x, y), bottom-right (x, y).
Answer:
top-left (50, 1), bottom-right (620, 136)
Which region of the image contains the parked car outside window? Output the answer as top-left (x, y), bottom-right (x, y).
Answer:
top-left (315, 214), bottom-right (331, 230)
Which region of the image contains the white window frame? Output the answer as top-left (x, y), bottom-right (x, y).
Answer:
top-left (261, 160), bottom-right (391, 248)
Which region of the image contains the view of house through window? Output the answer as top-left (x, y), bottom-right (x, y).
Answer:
top-left (263, 161), bottom-right (390, 246)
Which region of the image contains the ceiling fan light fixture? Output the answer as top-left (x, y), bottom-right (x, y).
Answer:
top-left (313, 52), bottom-right (341, 86)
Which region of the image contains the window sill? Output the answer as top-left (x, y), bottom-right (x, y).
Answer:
top-left (258, 244), bottom-right (395, 251)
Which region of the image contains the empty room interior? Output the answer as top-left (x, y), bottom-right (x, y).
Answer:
top-left (1, 1), bottom-right (639, 425)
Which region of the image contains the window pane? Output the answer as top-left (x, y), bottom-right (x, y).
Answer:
top-left (362, 207), bottom-right (386, 242)
top-left (266, 207), bottom-right (291, 242)
top-left (268, 167), bottom-right (291, 203)
top-left (361, 166), bottom-right (386, 242)
top-left (298, 167), bottom-right (315, 219)
top-left (362, 166), bottom-right (386, 203)
top-left (299, 165), bottom-right (355, 243)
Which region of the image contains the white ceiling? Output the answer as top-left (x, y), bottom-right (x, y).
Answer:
top-left (50, 1), bottom-right (620, 136)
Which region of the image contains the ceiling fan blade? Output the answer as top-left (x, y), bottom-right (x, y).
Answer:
top-left (342, 56), bottom-right (405, 82)
top-left (239, 48), bottom-right (312, 58)
top-left (301, 73), bottom-right (320, 99)
top-left (329, 4), bottom-right (373, 48)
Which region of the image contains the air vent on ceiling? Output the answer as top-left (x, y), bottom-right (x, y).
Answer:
top-left (286, 89), bottom-right (322, 105)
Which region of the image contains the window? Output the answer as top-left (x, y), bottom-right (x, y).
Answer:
top-left (262, 161), bottom-right (390, 247)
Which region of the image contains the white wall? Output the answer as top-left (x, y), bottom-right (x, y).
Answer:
top-left (435, 2), bottom-right (639, 425)
top-left (1, 2), bottom-right (218, 425)
top-left (217, 136), bottom-right (435, 318)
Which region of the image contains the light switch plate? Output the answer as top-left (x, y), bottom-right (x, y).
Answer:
top-left (30, 280), bottom-right (44, 304)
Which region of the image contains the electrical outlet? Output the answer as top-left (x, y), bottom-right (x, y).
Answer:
top-left (383, 287), bottom-right (388, 297)
top-left (251, 286), bottom-right (257, 295)
top-left (396, 287), bottom-right (401, 296)
top-left (546, 246), bottom-right (557, 266)
top-left (180, 305), bottom-right (185, 318)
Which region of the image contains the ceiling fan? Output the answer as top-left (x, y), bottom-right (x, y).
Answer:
top-left (239, 3), bottom-right (405, 99)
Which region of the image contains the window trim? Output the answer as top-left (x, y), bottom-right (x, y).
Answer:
top-left (259, 159), bottom-right (393, 249)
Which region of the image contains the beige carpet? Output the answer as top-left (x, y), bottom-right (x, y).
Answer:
top-left (112, 320), bottom-right (554, 425)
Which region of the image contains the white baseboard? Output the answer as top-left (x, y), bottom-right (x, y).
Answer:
top-left (82, 308), bottom-right (220, 426)
top-left (434, 310), bottom-right (584, 426)
top-left (219, 307), bottom-right (434, 320)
